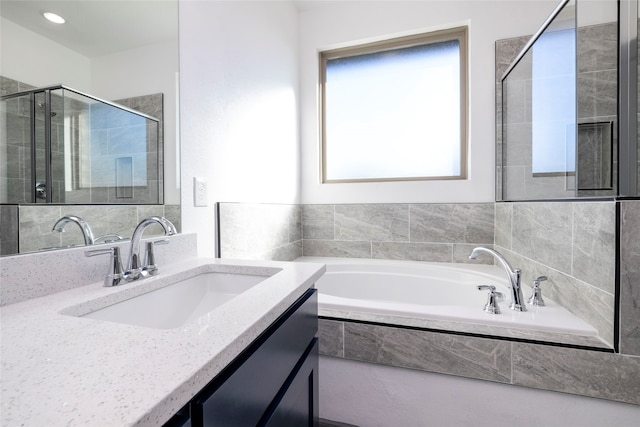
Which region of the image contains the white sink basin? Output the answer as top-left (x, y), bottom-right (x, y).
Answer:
top-left (80, 271), bottom-right (273, 329)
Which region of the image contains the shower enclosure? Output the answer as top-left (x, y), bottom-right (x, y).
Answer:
top-left (0, 85), bottom-right (161, 204)
top-left (498, 0), bottom-right (640, 201)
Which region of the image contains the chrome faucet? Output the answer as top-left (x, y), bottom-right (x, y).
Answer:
top-left (52, 215), bottom-right (95, 245)
top-left (126, 216), bottom-right (177, 280)
top-left (469, 246), bottom-right (526, 312)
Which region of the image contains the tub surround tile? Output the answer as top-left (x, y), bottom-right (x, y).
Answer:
top-left (218, 203), bottom-right (302, 261)
top-left (492, 200), bottom-right (616, 347)
top-left (258, 241), bottom-right (302, 262)
top-left (322, 313), bottom-right (636, 403)
top-left (494, 203), bottom-right (512, 249)
top-left (335, 204), bottom-right (409, 242)
top-left (571, 202), bottom-right (616, 293)
top-left (371, 242), bottom-right (452, 263)
top-left (302, 205), bottom-right (335, 240)
top-left (494, 246), bottom-right (614, 347)
top-left (303, 239), bottom-right (371, 259)
top-left (409, 203), bottom-right (494, 244)
top-left (319, 309), bottom-right (609, 349)
top-left (299, 203), bottom-right (494, 264)
top-left (318, 319), bottom-right (344, 358)
top-left (511, 203), bottom-right (573, 274)
top-left (512, 343), bottom-right (640, 405)
top-left (343, 323), bottom-right (512, 383)
top-left (620, 201), bottom-right (640, 356)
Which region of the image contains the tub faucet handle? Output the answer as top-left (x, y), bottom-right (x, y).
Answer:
top-left (527, 276), bottom-right (547, 306)
top-left (477, 285), bottom-right (504, 315)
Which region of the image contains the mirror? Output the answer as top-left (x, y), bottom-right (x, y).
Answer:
top-left (0, 0), bottom-right (180, 255)
top-left (498, 0), bottom-right (619, 201)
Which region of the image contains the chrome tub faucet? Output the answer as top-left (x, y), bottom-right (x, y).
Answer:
top-left (469, 246), bottom-right (526, 312)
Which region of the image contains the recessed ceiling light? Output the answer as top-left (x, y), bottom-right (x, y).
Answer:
top-left (43, 12), bottom-right (65, 24)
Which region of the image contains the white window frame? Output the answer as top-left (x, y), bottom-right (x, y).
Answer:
top-left (319, 27), bottom-right (469, 183)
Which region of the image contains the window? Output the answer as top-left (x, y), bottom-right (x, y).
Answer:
top-left (320, 27), bottom-right (468, 183)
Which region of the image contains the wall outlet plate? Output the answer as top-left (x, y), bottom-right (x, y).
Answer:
top-left (193, 177), bottom-right (208, 207)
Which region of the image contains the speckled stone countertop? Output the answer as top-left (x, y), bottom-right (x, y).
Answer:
top-left (0, 258), bottom-right (325, 426)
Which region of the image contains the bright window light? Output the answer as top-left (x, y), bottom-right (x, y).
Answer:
top-left (321, 28), bottom-right (468, 183)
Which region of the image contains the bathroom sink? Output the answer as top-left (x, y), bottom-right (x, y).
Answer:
top-left (80, 271), bottom-right (273, 329)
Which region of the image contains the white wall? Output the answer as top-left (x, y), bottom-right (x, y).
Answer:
top-left (299, 0), bottom-right (558, 204)
top-left (179, 0), bottom-right (300, 257)
top-left (320, 356), bottom-right (640, 426)
top-left (0, 17), bottom-right (91, 89)
top-left (91, 42), bottom-right (181, 205)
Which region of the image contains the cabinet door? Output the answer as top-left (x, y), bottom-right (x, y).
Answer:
top-left (193, 289), bottom-right (317, 427)
top-left (261, 338), bottom-right (319, 427)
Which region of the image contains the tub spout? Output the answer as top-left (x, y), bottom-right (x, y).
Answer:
top-left (469, 246), bottom-right (526, 312)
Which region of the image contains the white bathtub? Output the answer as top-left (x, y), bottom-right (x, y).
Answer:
top-left (299, 257), bottom-right (598, 339)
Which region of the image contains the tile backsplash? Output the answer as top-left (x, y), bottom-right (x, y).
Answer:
top-left (494, 201), bottom-right (616, 346)
top-left (3, 204), bottom-right (181, 255)
top-left (302, 203), bottom-right (495, 263)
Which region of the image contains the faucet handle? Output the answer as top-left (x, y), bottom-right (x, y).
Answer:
top-left (527, 276), bottom-right (547, 306)
top-left (142, 239), bottom-right (170, 276)
top-left (477, 285), bottom-right (504, 314)
top-left (85, 247), bottom-right (125, 287)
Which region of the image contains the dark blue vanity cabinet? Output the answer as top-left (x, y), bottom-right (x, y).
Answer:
top-left (165, 288), bottom-right (318, 427)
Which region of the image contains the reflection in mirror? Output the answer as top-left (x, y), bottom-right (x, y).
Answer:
top-left (499, 0), bottom-right (618, 201)
top-left (0, 1), bottom-right (180, 255)
top-left (1, 85), bottom-right (161, 205)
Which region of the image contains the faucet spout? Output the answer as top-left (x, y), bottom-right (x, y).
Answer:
top-left (126, 216), bottom-right (177, 279)
top-left (469, 246), bottom-right (526, 312)
top-left (52, 215), bottom-right (95, 245)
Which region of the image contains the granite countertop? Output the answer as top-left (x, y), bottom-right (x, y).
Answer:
top-left (0, 258), bottom-right (326, 426)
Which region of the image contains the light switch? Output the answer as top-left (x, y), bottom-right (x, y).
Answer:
top-left (193, 177), bottom-right (208, 207)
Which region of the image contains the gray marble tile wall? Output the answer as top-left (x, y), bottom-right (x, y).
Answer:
top-left (16, 204), bottom-right (181, 254)
top-left (302, 203), bottom-right (495, 264)
top-left (0, 205), bottom-right (18, 255)
top-left (218, 203), bottom-right (302, 261)
top-left (494, 200), bottom-right (616, 346)
top-left (318, 319), bottom-right (640, 405)
top-left (1, 76), bottom-right (37, 204)
top-left (620, 200), bottom-right (640, 355)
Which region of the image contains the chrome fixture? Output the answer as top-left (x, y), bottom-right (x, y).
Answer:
top-left (477, 285), bottom-right (504, 314)
top-left (126, 216), bottom-right (177, 280)
top-left (85, 247), bottom-right (125, 287)
top-left (469, 246), bottom-right (526, 312)
top-left (527, 276), bottom-right (548, 306)
top-left (52, 215), bottom-right (95, 245)
top-left (94, 233), bottom-right (125, 244)
top-left (85, 217), bottom-right (176, 287)
top-left (143, 239), bottom-right (170, 276)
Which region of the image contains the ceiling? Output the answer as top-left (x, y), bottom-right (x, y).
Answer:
top-left (0, 0), bottom-right (178, 58)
